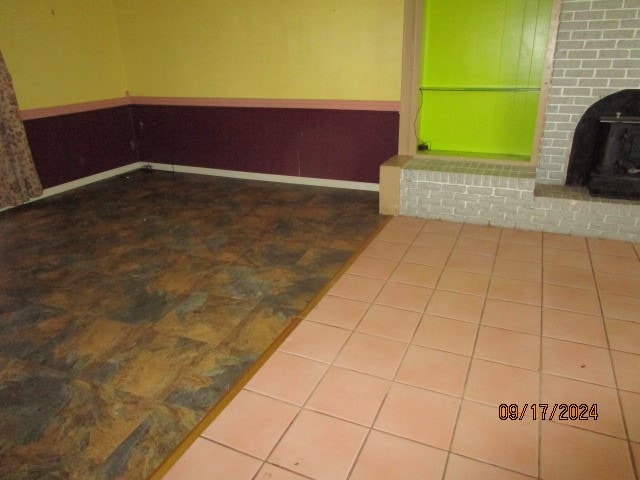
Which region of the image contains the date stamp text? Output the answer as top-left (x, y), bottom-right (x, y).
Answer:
top-left (498, 403), bottom-right (599, 421)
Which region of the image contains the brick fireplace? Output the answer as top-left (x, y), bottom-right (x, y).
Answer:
top-left (383, 0), bottom-right (640, 242)
top-left (537, 0), bottom-right (640, 185)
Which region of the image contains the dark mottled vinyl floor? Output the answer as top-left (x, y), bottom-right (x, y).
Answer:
top-left (0, 170), bottom-right (387, 479)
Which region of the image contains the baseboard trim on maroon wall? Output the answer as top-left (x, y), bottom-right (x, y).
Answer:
top-left (147, 163), bottom-right (379, 191)
top-left (0, 161), bottom-right (380, 215)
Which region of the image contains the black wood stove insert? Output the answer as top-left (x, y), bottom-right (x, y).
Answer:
top-left (589, 115), bottom-right (640, 198)
top-left (566, 89), bottom-right (640, 199)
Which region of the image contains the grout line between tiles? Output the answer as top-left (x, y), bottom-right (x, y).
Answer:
top-left (149, 217), bottom-right (393, 480)
top-left (592, 242), bottom-right (640, 480)
top-left (166, 223), bottom-right (640, 480)
top-left (432, 226), bottom-right (497, 478)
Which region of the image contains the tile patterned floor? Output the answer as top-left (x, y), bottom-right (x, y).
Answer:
top-left (0, 171), bottom-right (386, 479)
top-left (164, 217), bottom-right (640, 480)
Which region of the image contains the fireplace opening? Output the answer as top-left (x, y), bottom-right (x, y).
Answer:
top-left (589, 116), bottom-right (640, 198)
top-left (566, 89), bottom-right (640, 199)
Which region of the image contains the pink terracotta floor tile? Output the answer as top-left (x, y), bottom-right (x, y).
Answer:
top-left (619, 390), bottom-right (640, 443)
top-left (389, 262), bottom-right (442, 288)
top-left (543, 247), bottom-right (592, 270)
top-left (540, 421), bottom-right (635, 480)
top-left (542, 308), bottom-right (607, 347)
top-left (605, 317), bottom-right (640, 354)
top-left (255, 463), bottom-right (310, 480)
top-left (436, 269), bottom-right (490, 296)
top-left (460, 223), bottom-right (502, 241)
top-left (386, 216), bottom-right (426, 231)
top-left (444, 454), bottom-right (535, 480)
top-left (333, 332), bottom-right (407, 380)
top-left (630, 442), bottom-right (640, 477)
top-left (590, 253), bottom-right (640, 276)
top-left (163, 438), bottom-right (261, 480)
top-left (425, 290), bottom-right (485, 323)
top-left (375, 225), bottom-right (419, 245)
top-left (541, 337), bottom-right (615, 387)
top-left (355, 304), bottom-right (421, 343)
top-left (464, 358), bottom-right (540, 407)
top-left (543, 232), bottom-right (588, 251)
top-left (542, 284), bottom-right (601, 316)
top-left (587, 237), bottom-right (637, 257)
top-left (451, 400), bottom-right (539, 477)
top-left (481, 298), bottom-right (541, 335)
top-left (169, 222), bottom-right (640, 480)
top-left (412, 231), bottom-right (458, 250)
top-left (303, 295), bottom-right (369, 330)
top-left (374, 281), bottom-right (433, 313)
top-left (361, 239), bottom-right (409, 261)
top-left (412, 314), bottom-right (478, 356)
top-left (600, 292), bottom-right (640, 322)
top-left (496, 242), bottom-right (542, 263)
top-left (201, 390), bottom-right (299, 460)
top-left (304, 366), bottom-right (391, 426)
top-left (446, 251), bottom-right (495, 275)
top-left (349, 430), bottom-right (447, 480)
top-left (611, 350), bottom-right (640, 393)
top-left (453, 236), bottom-right (499, 256)
top-left (268, 409), bottom-right (368, 480)
top-left (326, 274), bottom-right (385, 303)
top-left (492, 257), bottom-right (542, 283)
top-left (401, 245), bottom-right (451, 267)
top-left (245, 351), bottom-right (328, 405)
top-left (346, 255), bottom-right (398, 280)
top-left (540, 374), bottom-right (626, 438)
top-left (543, 264), bottom-right (597, 290)
top-left (595, 271), bottom-right (640, 297)
top-left (421, 219), bottom-right (463, 235)
top-left (488, 276), bottom-right (541, 306)
top-left (374, 383), bottom-right (460, 449)
top-left (395, 344), bottom-right (470, 397)
top-left (474, 326), bottom-right (540, 370)
top-left (278, 320), bottom-right (350, 364)
top-left (500, 229), bottom-right (542, 246)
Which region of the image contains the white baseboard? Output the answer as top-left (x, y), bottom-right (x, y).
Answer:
top-left (42, 163), bottom-right (144, 198)
top-left (0, 163), bottom-right (142, 213)
top-left (146, 162), bottom-right (380, 191)
top-left (0, 162), bottom-right (379, 214)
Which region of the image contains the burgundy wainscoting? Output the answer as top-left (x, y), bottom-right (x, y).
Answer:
top-left (23, 106), bottom-right (138, 189)
top-left (132, 105), bottom-right (399, 183)
top-left (298, 109), bottom-right (400, 183)
top-left (22, 103), bottom-right (399, 189)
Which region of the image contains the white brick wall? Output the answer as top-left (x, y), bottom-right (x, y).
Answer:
top-left (537, 0), bottom-right (640, 184)
top-left (400, 169), bottom-right (640, 241)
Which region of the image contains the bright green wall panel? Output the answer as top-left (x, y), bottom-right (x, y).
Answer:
top-left (418, 0), bottom-right (552, 156)
top-left (420, 91), bottom-right (540, 155)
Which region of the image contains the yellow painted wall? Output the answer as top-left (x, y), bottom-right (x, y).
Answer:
top-left (0, 0), bottom-right (404, 109)
top-left (0, 0), bottom-right (128, 110)
top-left (113, 0), bottom-right (404, 101)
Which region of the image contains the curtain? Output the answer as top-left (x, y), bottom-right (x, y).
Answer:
top-left (0, 49), bottom-right (42, 208)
